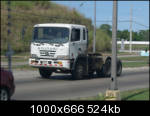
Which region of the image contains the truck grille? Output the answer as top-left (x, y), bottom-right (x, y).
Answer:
top-left (40, 50), bottom-right (56, 57)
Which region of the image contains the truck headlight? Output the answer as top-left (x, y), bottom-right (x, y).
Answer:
top-left (57, 55), bottom-right (69, 60)
top-left (31, 54), bottom-right (38, 58)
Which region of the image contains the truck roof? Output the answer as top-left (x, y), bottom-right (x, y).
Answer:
top-left (34, 23), bottom-right (86, 28)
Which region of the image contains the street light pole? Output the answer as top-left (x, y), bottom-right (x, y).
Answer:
top-left (129, 5), bottom-right (133, 53)
top-left (93, 0), bottom-right (96, 53)
top-left (6, 0), bottom-right (13, 72)
top-left (105, 0), bottom-right (120, 100)
top-left (110, 1), bottom-right (118, 90)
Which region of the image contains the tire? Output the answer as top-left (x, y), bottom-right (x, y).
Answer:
top-left (39, 68), bottom-right (53, 78)
top-left (0, 88), bottom-right (10, 101)
top-left (103, 59), bottom-right (111, 77)
top-left (72, 62), bottom-right (84, 80)
top-left (117, 59), bottom-right (122, 76)
top-left (103, 59), bottom-right (122, 77)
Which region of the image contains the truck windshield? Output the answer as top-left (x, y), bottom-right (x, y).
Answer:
top-left (33, 27), bottom-right (69, 43)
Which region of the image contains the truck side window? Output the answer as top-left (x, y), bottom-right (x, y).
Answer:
top-left (83, 29), bottom-right (86, 40)
top-left (71, 28), bottom-right (80, 41)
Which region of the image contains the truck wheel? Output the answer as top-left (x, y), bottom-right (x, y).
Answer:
top-left (103, 59), bottom-right (111, 77)
top-left (39, 68), bottom-right (52, 78)
top-left (72, 62), bottom-right (84, 80)
top-left (117, 59), bottom-right (122, 76)
top-left (104, 59), bottom-right (122, 77)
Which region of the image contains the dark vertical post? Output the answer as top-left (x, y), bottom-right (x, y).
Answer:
top-left (6, 0), bottom-right (13, 72)
top-left (110, 1), bottom-right (118, 90)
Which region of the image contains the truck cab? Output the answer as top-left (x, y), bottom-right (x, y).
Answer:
top-left (29, 24), bottom-right (88, 77)
top-left (29, 23), bottom-right (122, 79)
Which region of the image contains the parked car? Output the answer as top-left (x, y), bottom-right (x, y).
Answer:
top-left (0, 68), bottom-right (15, 101)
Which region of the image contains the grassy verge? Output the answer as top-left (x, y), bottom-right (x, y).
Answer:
top-left (117, 51), bottom-right (138, 55)
top-left (77, 88), bottom-right (149, 100)
top-left (122, 61), bottom-right (149, 68)
top-left (1, 57), bottom-right (29, 62)
top-left (121, 88), bottom-right (149, 100)
top-left (118, 44), bottom-right (149, 51)
top-left (120, 56), bottom-right (149, 61)
top-left (4, 64), bottom-right (37, 71)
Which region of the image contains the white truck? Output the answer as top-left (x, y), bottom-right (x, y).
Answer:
top-left (29, 23), bottom-right (122, 79)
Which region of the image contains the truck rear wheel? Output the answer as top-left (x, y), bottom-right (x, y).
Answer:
top-left (103, 59), bottom-right (122, 77)
top-left (39, 68), bottom-right (53, 78)
top-left (117, 59), bottom-right (122, 76)
top-left (72, 62), bottom-right (84, 80)
top-left (103, 59), bottom-right (111, 77)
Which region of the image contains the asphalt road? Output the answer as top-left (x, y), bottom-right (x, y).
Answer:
top-left (12, 67), bottom-right (149, 100)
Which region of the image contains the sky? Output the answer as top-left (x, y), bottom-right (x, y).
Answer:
top-left (53, 1), bottom-right (149, 32)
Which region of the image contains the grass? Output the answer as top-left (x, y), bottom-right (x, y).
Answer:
top-left (117, 51), bottom-right (138, 55)
top-left (122, 61), bottom-right (149, 68)
top-left (77, 88), bottom-right (149, 100)
top-left (4, 64), bottom-right (36, 71)
top-left (120, 56), bottom-right (149, 61)
top-left (1, 56), bottom-right (29, 62)
top-left (121, 88), bottom-right (149, 100)
top-left (118, 44), bottom-right (149, 51)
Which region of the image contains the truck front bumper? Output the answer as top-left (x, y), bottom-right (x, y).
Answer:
top-left (29, 58), bottom-right (70, 70)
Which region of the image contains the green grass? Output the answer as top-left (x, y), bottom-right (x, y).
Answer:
top-left (1, 56), bottom-right (29, 62)
top-left (118, 44), bottom-right (149, 51)
top-left (122, 61), bottom-right (149, 68)
top-left (120, 56), bottom-right (149, 61)
top-left (4, 64), bottom-right (36, 71)
top-left (121, 88), bottom-right (149, 100)
top-left (77, 88), bottom-right (149, 100)
top-left (117, 51), bottom-right (138, 55)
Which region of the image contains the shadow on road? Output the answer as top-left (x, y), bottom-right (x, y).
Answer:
top-left (37, 74), bottom-right (109, 81)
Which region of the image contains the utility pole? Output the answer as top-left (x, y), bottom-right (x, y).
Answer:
top-left (93, 0), bottom-right (96, 53)
top-left (129, 5), bottom-right (132, 53)
top-left (110, 1), bottom-right (118, 90)
top-left (6, 0), bottom-right (13, 72)
top-left (105, 1), bottom-right (120, 100)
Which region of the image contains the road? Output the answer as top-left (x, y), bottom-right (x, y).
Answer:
top-left (12, 67), bottom-right (149, 100)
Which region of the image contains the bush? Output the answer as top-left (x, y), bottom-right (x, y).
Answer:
top-left (88, 29), bottom-right (111, 52)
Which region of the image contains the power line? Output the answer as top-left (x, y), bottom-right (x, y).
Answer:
top-left (133, 21), bottom-right (149, 28)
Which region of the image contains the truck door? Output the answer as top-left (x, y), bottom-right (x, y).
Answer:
top-left (81, 28), bottom-right (88, 54)
top-left (70, 28), bottom-right (82, 59)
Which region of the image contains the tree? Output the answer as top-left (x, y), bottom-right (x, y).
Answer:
top-left (138, 30), bottom-right (149, 41)
top-left (117, 30), bottom-right (129, 41)
top-left (99, 24), bottom-right (112, 37)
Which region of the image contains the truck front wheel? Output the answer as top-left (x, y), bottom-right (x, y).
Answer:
top-left (39, 68), bottom-right (53, 78)
top-left (72, 62), bottom-right (84, 80)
